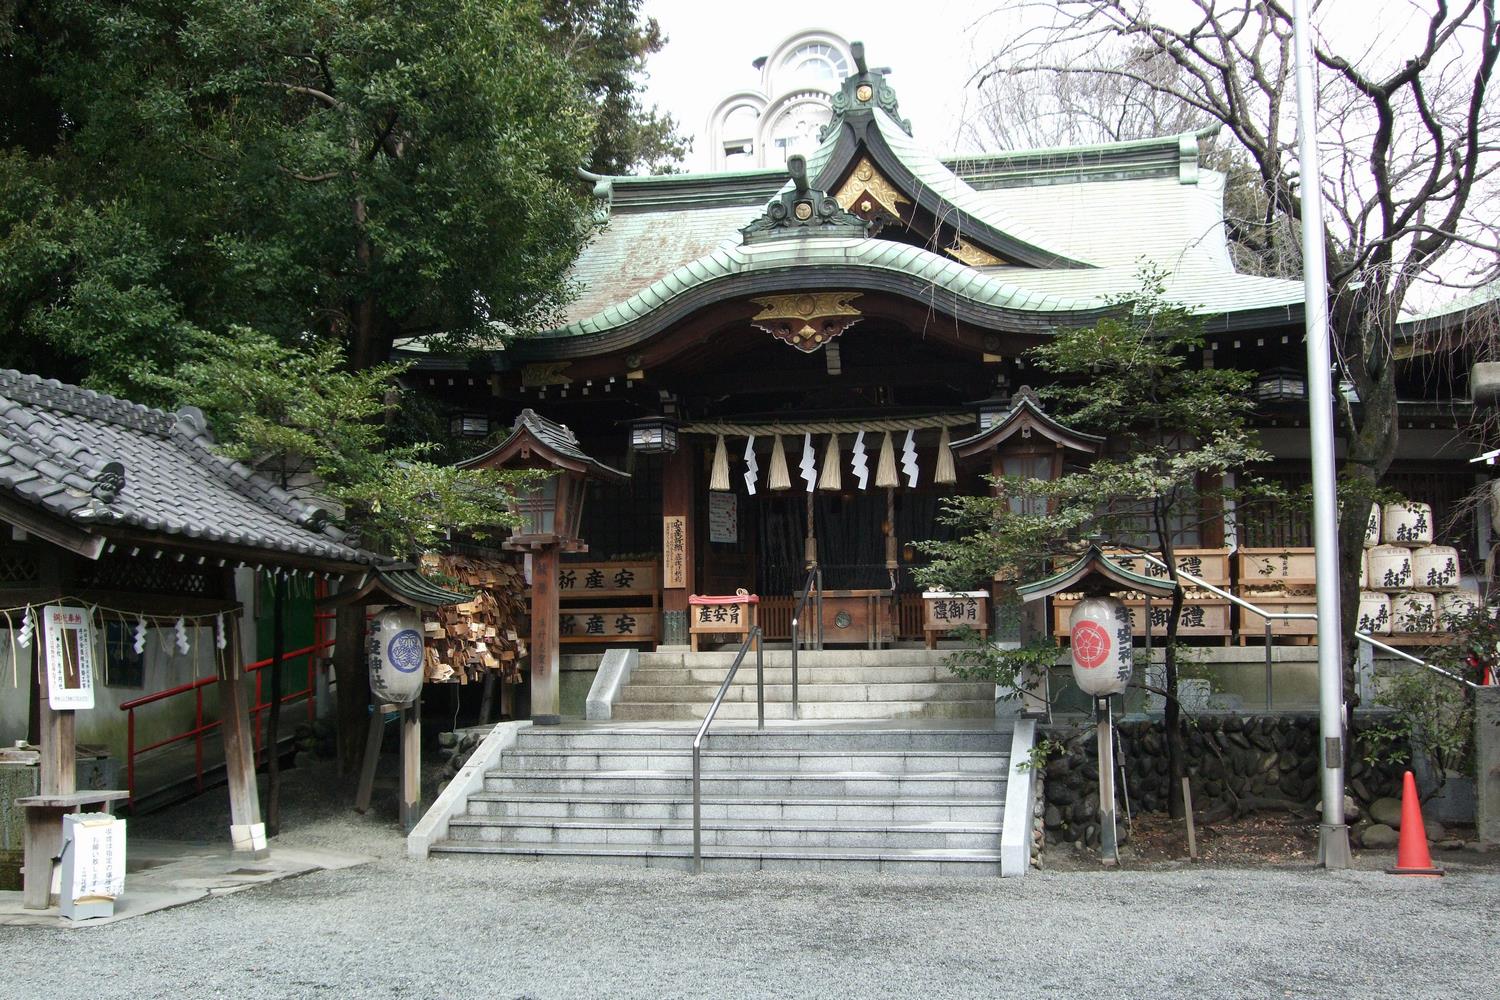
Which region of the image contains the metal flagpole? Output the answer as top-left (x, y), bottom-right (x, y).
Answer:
top-left (1292, 0), bottom-right (1352, 868)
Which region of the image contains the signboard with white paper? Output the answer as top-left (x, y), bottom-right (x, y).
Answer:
top-left (708, 492), bottom-right (738, 544)
top-left (43, 604), bottom-right (95, 710)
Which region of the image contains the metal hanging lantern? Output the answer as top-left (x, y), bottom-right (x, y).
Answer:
top-left (628, 415), bottom-right (680, 455)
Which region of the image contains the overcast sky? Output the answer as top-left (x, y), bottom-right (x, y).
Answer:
top-left (639, 0), bottom-right (1445, 170)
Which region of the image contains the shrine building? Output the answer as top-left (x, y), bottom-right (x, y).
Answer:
top-left (399, 39), bottom-right (1483, 660)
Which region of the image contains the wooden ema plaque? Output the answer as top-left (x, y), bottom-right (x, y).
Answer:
top-left (663, 516), bottom-right (687, 589)
top-left (921, 591), bottom-right (990, 649)
top-left (688, 594), bottom-right (758, 651)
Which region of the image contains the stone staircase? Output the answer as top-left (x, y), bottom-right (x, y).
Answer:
top-left (610, 649), bottom-right (996, 722)
top-left (429, 724), bottom-right (1017, 874)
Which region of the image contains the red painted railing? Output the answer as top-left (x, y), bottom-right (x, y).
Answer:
top-left (119, 637), bottom-right (333, 808)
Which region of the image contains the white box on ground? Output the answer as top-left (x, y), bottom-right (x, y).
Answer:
top-left (59, 812), bottom-right (126, 921)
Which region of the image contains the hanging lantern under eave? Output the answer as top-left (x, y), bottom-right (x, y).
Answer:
top-left (1255, 367), bottom-right (1307, 402)
top-left (628, 415), bottom-right (679, 454)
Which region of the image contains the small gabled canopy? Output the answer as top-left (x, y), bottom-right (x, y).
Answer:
top-left (457, 409), bottom-right (627, 482)
top-left (319, 563), bottom-right (472, 611)
top-left (949, 388), bottom-right (1104, 458)
top-left (1018, 544), bottom-right (1176, 603)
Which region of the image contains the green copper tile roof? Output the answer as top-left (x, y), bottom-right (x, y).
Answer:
top-left (547, 237), bottom-right (1111, 341)
top-left (1018, 545), bottom-right (1177, 602)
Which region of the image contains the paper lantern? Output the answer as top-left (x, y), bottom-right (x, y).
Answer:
top-left (369, 606), bottom-right (425, 703)
top-left (1068, 596), bottom-right (1132, 697)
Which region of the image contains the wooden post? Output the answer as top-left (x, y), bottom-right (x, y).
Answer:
top-left (1097, 697), bottom-right (1119, 866)
top-left (1182, 777), bottom-right (1199, 860)
top-left (22, 641), bottom-right (76, 909)
top-left (354, 704), bottom-right (387, 814)
top-left (399, 694), bottom-right (421, 832)
top-left (530, 545), bottom-right (561, 724)
top-left (219, 615), bottom-right (268, 858)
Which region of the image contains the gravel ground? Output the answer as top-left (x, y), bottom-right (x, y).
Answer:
top-left (5, 759), bottom-right (1498, 1000)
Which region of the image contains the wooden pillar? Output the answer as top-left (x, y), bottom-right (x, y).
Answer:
top-left (530, 545), bottom-right (561, 724)
top-left (661, 443), bottom-right (696, 645)
top-left (399, 695), bottom-right (421, 832)
top-left (219, 614), bottom-right (268, 858)
top-left (22, 642), bottom-right (75, 910)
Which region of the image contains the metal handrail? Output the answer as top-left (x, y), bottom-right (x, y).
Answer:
top-left (1135, 551), bottom-right (1481, 700)
top-left (789, 567), bottom-right (823, 721)
top-left (692, 625), bottom-right (764, 873)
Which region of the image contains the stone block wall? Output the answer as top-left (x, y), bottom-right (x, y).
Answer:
top-left (1040, 714), bottom-right (1406, 847)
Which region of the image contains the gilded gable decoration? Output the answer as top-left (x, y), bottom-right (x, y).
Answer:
top-left (834, 158), bottom-right (910, 221)
top-left (750, 292), bottom-right (864, 353)
top-left (946, 239), bottom-right (1005, 267)
top-left (741, 155), bottom-right (871, 244)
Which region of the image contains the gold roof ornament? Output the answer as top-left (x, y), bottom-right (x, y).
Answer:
top-left (750, 291), bottom-right (864, 353)
top-left (835, 157), bottom-right (910, 220)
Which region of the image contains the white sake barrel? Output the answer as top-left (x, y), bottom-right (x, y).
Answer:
top-left (1368, 544), bottom-right (1413, 591)
top-left (1437, 590), bottom-right (1480, 629)
top-left (1382, 501), bottom-right (1433, 546)
top-left (368, 606), bottom-right (426, 704)
top-left (1411, 545), bottom-right (1460, 591)
top-left (1359, 550), bottom-right (1370, 588)
top-left (1356, 591), bottom-right (1392, 635)
top-left (1364, 504), bottom-right (1381, 548)
top-left (1391, 592), bottom-right (1437, 634)
top-left (1068, 596), bottom-right (1132, 697)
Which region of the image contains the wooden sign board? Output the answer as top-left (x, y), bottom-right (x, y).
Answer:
top-left (1104, 548), bottom-right (1231, 587)
top-left (560, 609), bottom-right (659, 641)
top-left (1053, 598), bottom-right (1231, 638)
top-left (43, 604), bottom-right (95, 711)
top-left (557, 561), bottom-right (656, 597)
top-left (1238, 548), bottom-right (1318, 588)
top-left (663, 516), bottom-right (687, 588)
top-left (708, 492), bottom-right (738, 544)
top-left (691, 600), bottom-right (753, 632)
top-left (922, 592), bottom-right (988, 629)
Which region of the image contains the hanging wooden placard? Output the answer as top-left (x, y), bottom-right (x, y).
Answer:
top-left (663, 515), bottom-right (687, 588)
top-left (709, 492), bottom-right (738, 544)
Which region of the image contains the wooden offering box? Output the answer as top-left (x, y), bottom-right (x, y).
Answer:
top-left (819, 589), bottom-right (895, 648)
top-left (1238, 593), bottom-right (1318, 641)
top-left (557, 559), bottom-right (660, 646)
top-left (688, 593), bottom-right (759, 651)
top-left (921, 591), bottom-right (990, 649)
top-left (1237, 548), bottom-right (1317, 589)
top-left (1104, 548), bottom-right (1231, 587)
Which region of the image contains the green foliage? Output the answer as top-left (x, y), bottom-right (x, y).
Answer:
top-left (0, 0), bottom-right (686, 397)
top-left (541, 0), bottom-right (689, 174)
top-left (918, 268), bottom-right (1273, 593)
top-left (157, 329), bottom-right (532, 558)
top-left (942, 630), bottom-right (1058, 694)
top-left (1018, 736), bottom-right (1066, 773)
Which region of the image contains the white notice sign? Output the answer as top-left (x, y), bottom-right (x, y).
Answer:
top-left (708, 492), bottom-right (738, 544)
top-left (68, 813), bottom-right (126, 901)
top-left (43, 604), bottom-right (95, 710)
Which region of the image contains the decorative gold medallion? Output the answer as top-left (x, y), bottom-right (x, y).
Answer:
top-left (521, 362), bottom-right (573, 387)
top-left (834, 157), bottom-right (910, 220)
top-left (856, 83), bottom-right (874, 102)
top-left (793, 201), bottom-right (814, 220)
top-left (750, 292), bottom-right (864, 353)
top-left (946, 238), bottom-right (1005, 267)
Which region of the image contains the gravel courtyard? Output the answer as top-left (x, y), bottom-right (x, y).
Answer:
top-left (5, 762), bottom-right (1497, 1000)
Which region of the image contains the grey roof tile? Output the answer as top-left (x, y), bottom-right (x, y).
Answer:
top-left (0, 369), bottom-right (380, 567)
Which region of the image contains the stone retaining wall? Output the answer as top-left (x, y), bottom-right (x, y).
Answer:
top-left (1040, 715), bottom-right (1406, 848)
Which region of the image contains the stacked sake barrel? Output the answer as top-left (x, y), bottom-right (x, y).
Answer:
top-left (1360, 502), bottom-right (1478, 638)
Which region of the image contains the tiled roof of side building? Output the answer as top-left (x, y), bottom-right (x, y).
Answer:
top-left (0, 370), bottom-right (380, 566)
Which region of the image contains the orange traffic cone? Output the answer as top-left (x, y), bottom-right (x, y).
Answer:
top-left (1386, 770), bottom-right (1443, 877)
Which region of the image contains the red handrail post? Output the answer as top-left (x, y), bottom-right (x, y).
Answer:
top-left (126, 710), bottom-right (136, 808)
top-left (194, 685), bottom-right (204, 794)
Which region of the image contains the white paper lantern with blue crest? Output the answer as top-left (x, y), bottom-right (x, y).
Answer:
top-left (368, 607), bottom-right (425, 704)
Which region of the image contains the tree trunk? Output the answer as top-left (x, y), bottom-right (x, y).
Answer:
top-left (1162, 569), bottom-right (1187, 820)
top-left (334, 601), bottom-right (370, 777)
top-left (264, 574), bottom-right (286, 836)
